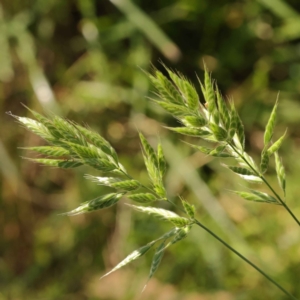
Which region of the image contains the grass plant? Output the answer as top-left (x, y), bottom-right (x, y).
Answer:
top-left (10, 66), bottom-right (299, 299)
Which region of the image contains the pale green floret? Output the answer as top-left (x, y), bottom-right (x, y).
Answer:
top-left (264, 98), bottom-right (279, 146)
top-left (61, 193), bottom-right (124, 216)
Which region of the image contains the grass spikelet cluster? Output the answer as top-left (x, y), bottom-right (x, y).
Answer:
top-left (12, 65), bottom-right (300, 299)
top-left (149, 65), bottom-right (294, 210)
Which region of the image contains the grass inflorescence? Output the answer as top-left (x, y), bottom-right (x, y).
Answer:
top-left (11, 65), bottom-right (300, 299)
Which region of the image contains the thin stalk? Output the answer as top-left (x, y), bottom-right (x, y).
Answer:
top-left (229, 142), bottom-right (300, 227)
top-left (193, 219), bottom-right (298, 300)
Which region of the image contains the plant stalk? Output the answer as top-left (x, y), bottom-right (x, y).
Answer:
top-left (229, 142), bottom-right (300, 227)
top-left (193, 219), bottom-right (298, 300)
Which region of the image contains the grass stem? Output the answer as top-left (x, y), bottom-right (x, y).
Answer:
top-left (193, 219), bottom-right (298, 300)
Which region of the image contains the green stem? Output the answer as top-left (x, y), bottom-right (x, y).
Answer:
top-left (260, 177), bottom-right (300, 227)
top-left (229, 142), bottom-right (300, 227)
top-left (193, 219), bottom-right (298, 300)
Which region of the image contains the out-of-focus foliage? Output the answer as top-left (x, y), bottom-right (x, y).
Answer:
top-left (1, 0), bottom-right (300, 299)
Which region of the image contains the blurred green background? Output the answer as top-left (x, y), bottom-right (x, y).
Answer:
top-left (1, 0), bottom-right (300, 299)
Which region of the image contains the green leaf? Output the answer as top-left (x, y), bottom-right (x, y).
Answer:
top-left (101, 241), bottom-right (156, 279)
top-left (127, 193), bottom-right (157, 203)
top-left (267, 130), bottom-right (287, 156)
top-left (61, 193), bottom-right (124, 216)
top-left (275, 152), bottom-right (286, 197)
top-left (264, 98), bottom-right (279, 146)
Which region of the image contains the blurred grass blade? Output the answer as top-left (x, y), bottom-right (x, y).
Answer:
top-left (257, 0), bottom-right (298, 19)
top-left (0, 5), bottom-right (14, 82)
top-left (109, 0), bottom-right (181, 62)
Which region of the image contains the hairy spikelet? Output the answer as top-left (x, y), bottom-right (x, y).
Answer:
top-left (128, 204), bottom-right (190, 227)
top-left (156, 101), bottom-right (191, 117)
top-left (61, 193), bottom-right (124, 216)
top-left (267, 130), bottom-right (287, 156)
top-left (227, 166), bottom-right (255, 176)
top-left (260, 150), bottom-right (270, 174)
top-left (166, 127), bottom-right (210, 137)
top-left (181, 198), bottom-right (195, 218)
top-left (101, 241), bottom-right (156, 279)
top-left (127, 193), bottom-right (157, 203)
top-left (147, 242), bottom-right (165, 282)
top-left (168, 225), bottom-right (192, 246)
top-left (139, 133), bottom-right (158, 169)
top-left (25, 158), bottom-right (83, 168)
top-left (53, 116), bottom-right (87, 146)
top-left (85, 175), bottom-right (140, 191)
top-left (21, 146), bottom-right (70, 157)
top-left (203, 67), bottom-right (215, 113)
top-left (216, 90), bottom-right (230, 130)
top-left (233, 190), bottom-right (278, 204)
top-left (75, 124), bottom-right (119, 163)
top-left (182, 115), bottom-right (207, 127)
top-left (210, 123), bottom-right (228, 141)
top-left (182, 79), bottom-right (199, 110)
top-left (167, 70), bottom-right (187, 101)
top-left (150, 70), bottom-right (182, 105)
top-left (264, 98), bottom-right (278, 146)
top-left (157, 144), bottom-right (167, 177)
top-left (14, 115), bottom-right (54, 141)
top-left (232, 107), bottom-right (245, 150)
top-left (275, 152), bottom-right (286, 197)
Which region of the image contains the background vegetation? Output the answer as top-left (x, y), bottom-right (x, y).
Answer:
top-left (1, 0), bottom-right (300, 299)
